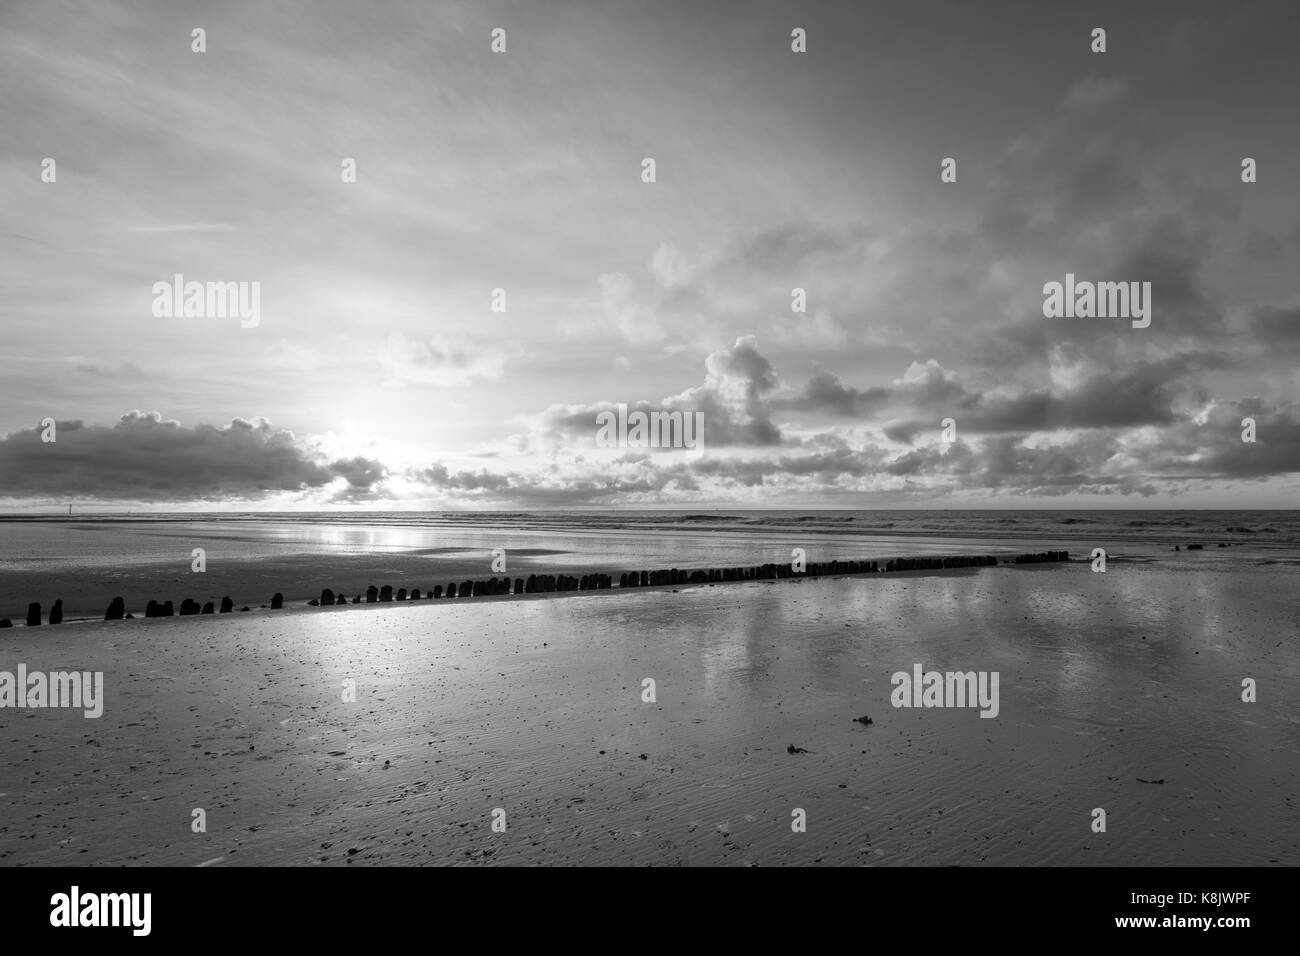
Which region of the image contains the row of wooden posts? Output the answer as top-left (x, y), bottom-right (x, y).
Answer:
top-left (0, 551), bottom-right (1071, 625)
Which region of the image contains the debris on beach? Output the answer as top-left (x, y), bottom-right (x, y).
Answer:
top-left (787, 745), bottom-right (809, 754)
top-left (1136, 777), bottom-right (1165, 784)
top-left (853, 715), bottom-right (873, 726)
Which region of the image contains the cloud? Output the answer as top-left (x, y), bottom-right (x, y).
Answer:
top-left (803, 353), bottom-right (1222, 442)
top-left (416, 463), bottom-right (512, 492)
top-left (1243, 304), bottom-right (1300, 345)
top-left (377, 331), bottom-right (506, 387)
top-left (0, 412), bottom-right (384, 501)
top-left (1141, 398), bottom-right (1300, 479)
top-left (596, 272), bottom-right (664, 345)
top-left (11, 330), bottom-right (1298, 509)
top-left (650, 242), bottom-right (694, 290)
top-left (399, 336), bottom-right (1299, 504)
top-left (328, 455), bottom-right (389, 489)
top-left (778, 371), bottom-right (890, 416)
top-left (531, 335), bottom-right (785, 449)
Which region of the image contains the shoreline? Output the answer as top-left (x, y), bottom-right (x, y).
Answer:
top-left (4, 514), bottom-right (1289, 624)
top-left (0, 512), bottom-right (1291, 548)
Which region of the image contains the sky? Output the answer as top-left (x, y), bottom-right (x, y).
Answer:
top-left (0, 0), bottom-right (1297, 510)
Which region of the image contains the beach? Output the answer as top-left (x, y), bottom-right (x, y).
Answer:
top-left (2, 548), bottom-right (1297, 866)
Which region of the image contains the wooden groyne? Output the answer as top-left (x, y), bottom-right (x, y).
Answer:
top-left (1, 550), bottom-right (1071, 626)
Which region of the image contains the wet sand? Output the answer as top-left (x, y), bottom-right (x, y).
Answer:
top-left (0, 535), bottom-right (1028, 622)
top-left (2, 560), bottom-right (1297, 866)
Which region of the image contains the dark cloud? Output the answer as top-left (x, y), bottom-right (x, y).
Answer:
top-left (777, 372), bottom-right (889, 416)
top-left (329, 456), bottom-right (388, 489)
top-left (0, 411), bottom-right (382, 501)
top-left (777, 361), bottom-right (966, 419)
top-left (1143, 400), bottom-right (1300, 479)
top-left (783, 354), bottom-right (1222, 439)
top-left (416, 463), bottom-right (512, 492)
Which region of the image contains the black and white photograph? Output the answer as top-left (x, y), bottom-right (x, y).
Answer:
top-left (0, 0), bottom-right (1296, 934)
